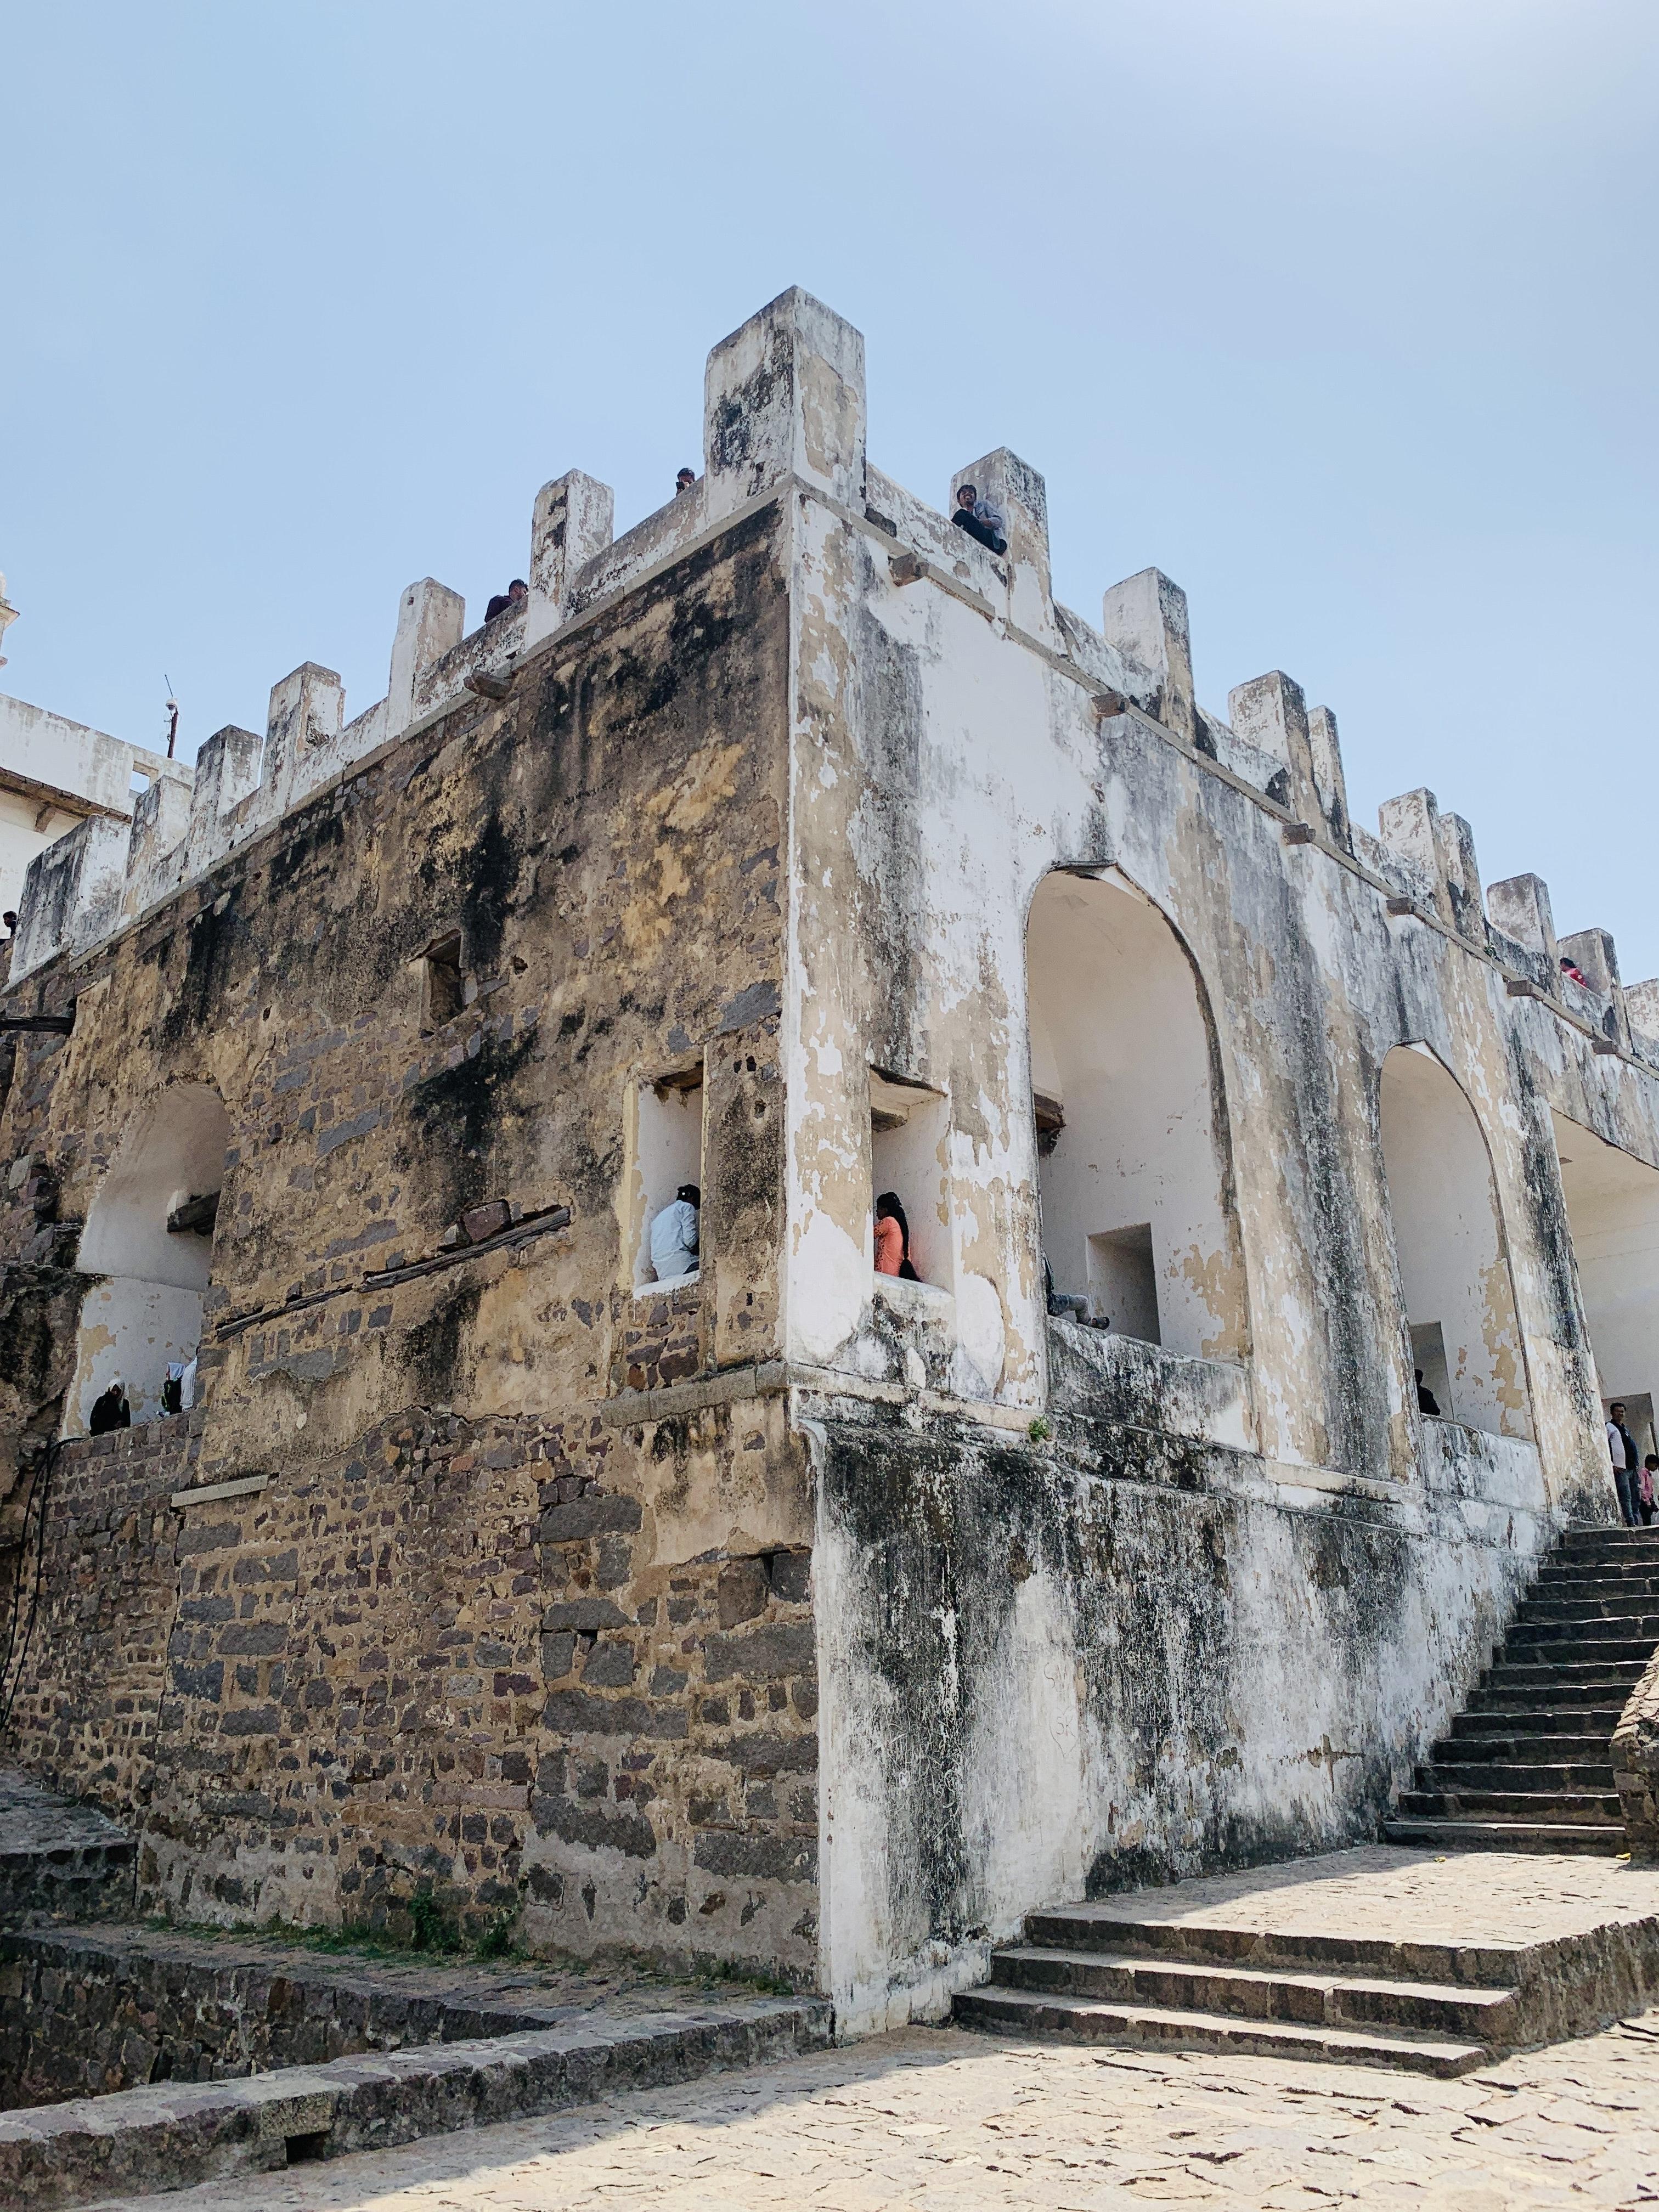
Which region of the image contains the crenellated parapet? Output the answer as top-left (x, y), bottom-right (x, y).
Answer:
top-left (8, 283), bottom-right (1654, 1065)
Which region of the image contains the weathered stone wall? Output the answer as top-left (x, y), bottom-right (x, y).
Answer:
top-left (1, 499), bottom-right (819, 1979)
top-left (811, 1389), bottom-right (1545, 2030)
top-left (2, 1419), bottom-right (204, 1814)
top-left (771, 330), bottom-right (1659, 2027)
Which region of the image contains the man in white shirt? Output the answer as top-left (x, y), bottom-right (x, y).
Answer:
top-left (1607, 1402), bottom-right (1639, 1526)
top-left (650, 1183), bottom-right (701, 1282)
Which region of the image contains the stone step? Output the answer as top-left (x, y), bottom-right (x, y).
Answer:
top-left (1506, 1618), bottom-right (1659, 1649)
top-left (1537, 1561), bottom-right (1659, 1581)
top-left (1382, 1814), bottom-right (1627, 1855)
top-left (1483, 1657), bottom-right (1646, 1688)
top-left (1467, 1682), bottom-right (1631, 1713)
top-left (0, 1770), bottom-right (137, 1929)
top-left (952, 1984), bottom-right (1490, 2076)
top-left (1557, 1542), bottom-right (1659, 1565)
top-left (1022, 1908), bottom-right (1513, 1987)
top-left (985, 1944), bottom-right (1518, 2041)
top-left (1515, 1594), bottom-right (1659, 1623)
top-left (1398, 1785), bottom-right (1624, 1822)
top-left (1419, 1760), bottom-right (1616, 1793)
top-left (1436, 1730), bottom-right (1616, 1762)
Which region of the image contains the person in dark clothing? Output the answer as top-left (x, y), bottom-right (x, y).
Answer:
top-left (1641, 1453), bottom-right (1658, 1528)
top-left (951, 483), bottom-right (1008, 555)
top-left (2, 912), bottom-right (15, 938)
top-left (676, 467), bottom-right (696, 494)
top-left (484, 578), bottom-right (528, 623)
top-left (1415, 1368), bottom-right (1441, 1417)
top-left (88, 1375), bottom-right (131, 1435)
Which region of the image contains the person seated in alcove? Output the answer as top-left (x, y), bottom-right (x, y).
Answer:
top-left (874, 1192), bottom-right (921, 1281)
top-left (650, 1183), bottom-right (701, 1282)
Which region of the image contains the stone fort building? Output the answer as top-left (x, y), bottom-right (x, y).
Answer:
top-left (0, 287), bottom-right (1652, 2036)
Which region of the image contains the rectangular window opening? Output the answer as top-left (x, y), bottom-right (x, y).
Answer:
top-left (1088, 1224), bottom-right (1159, 1344)
top-left (421, 932), bottom-right (465, 1029)
top-left (634, 1068), bottom-right (705, 1289)
top-left (870, 1069), bottom-right (951, 1291)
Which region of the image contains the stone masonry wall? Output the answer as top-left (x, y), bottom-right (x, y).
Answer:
top-left (0, 501), bottom-right (819, 1980)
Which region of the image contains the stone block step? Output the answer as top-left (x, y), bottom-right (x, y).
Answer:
top-left (1419, 1760), bottom-right (1616, 1793)
top-left (1506, 1618), bottom-right (1659, 1649)
top-left (1537, 1564), bottom-right (1659, 1584)
top-left (1451, 1706), bottom-right (1621, 1736)
top-left (1383, 1813), bottom-right (1627, 1853)
top-left (1468, 1682), bottom-right (1631, 1712)
top-left (951, 1984), bottom-right (1489, 2076)
top-left (1559, 1527), bottom-right (1659, 1547)
top-left (1515, 1596), bottom-right (1659, 1625)
top-left (987, 1945), bottom-right (1517, 2040)
top-left (1021, 1908), bottom-right (1514, 1987)
top-left (1483, 1658), bottom-right (1646, 1687)
top-left (1436, 1729), bottom-right (1617, 1761)
top-left (1398, 1786), bottom-right (1623, 1821)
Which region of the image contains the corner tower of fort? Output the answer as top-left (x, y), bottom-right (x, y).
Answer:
top-left (1, 289), bottom-right (1654, 2034)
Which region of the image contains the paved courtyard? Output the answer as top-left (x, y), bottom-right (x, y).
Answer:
top-left (86, 2011), bottom-right (1659, 2211)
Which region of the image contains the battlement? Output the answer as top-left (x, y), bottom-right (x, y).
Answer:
top-left (7, 286), bottom-right (1652, 1058)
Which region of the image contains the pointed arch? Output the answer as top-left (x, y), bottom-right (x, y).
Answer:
top-left (1378, 1043), bottom-right (1531, 1440)
top-left (67, 1082), bottom-right (230, 1431)
top-left (1025, 868), bottom-right (1249, 1363)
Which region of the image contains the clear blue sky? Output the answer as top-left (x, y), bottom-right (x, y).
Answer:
top-left (4, 2), bottom-right (1655, 970)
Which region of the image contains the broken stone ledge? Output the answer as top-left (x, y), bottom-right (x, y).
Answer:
top-left (0, 1991), bottom-right (831, 2207)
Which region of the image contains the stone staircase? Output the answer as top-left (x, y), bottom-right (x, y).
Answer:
top-left (0, 1769), bottom-right (134, 1929)
top-left (1385, 1525), bottom-right (1659, 1855)
top-left (953, 1901), bottom-right (1515, 2073)
top-left (955, 1532), bottom-right (1659, 2072)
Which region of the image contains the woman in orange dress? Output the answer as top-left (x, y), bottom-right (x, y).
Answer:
top-left (874, 1192), bottom-right (917, 1279)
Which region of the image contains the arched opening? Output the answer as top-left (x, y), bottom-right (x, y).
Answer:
top-left (1026, 869), bottom-right (1248, 1363)
top-left (1550, 1111), bottom-right (1659, 1468)
top-left (66, 1084), bottom-right (231, 1432)
top-left (1378, 1045), bottom-right (1531, 1440)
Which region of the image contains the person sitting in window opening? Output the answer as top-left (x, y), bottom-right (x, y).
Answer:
top-left (1640, 1453), bottom-right (1658, 1528)
top-left (874, 1192), bottom-right (920, 1281)
top-left (1045, 1258), bottom-right (1110, 1330)
top-left (1609, 1401), bottom-right (1640, 1526)
top-left (88, 1374), bottom-right (131, 1435)
top-left (1560, 953), bottom-right (1590, 988)
top-left (650, 1182), bottom-right (701, 1282)
top-left (676, 467), bottom-right (697, 494)
top-left (951, 483), bottom-right (1008, 556)
top-left (484, 578), bottom-right (528, 623)
top-left (1415, 1368), bottom-right (1441, 1417)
